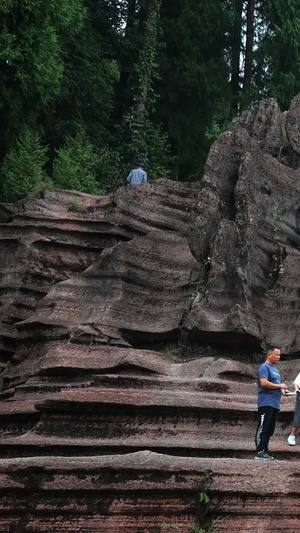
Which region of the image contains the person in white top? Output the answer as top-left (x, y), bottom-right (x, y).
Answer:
top-left (287, 372), bottom-right (300, 445)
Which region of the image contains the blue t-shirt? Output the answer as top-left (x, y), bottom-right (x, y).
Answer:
top-left (257, 362), bottom-right (281, 409)
top-left (127, 168), bottom-right (147, 186)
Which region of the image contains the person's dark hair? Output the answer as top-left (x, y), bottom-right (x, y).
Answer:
top-left (138, 162), bottom-right (145, 168)
top-left (266, 345), bottom-right (280, 355)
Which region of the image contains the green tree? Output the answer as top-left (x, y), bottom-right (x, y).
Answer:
top-left (0, 0), bottom-right (118, 200)
top-left (52, 129), bottom-right (102, 194)
top-left (113, 0), bottom-right (172, 178)
top-left (128, 0), bottom-right (162, 166)
top-left (0, 0), bottom-right (86, 148)
top-left (155, 0), bottom-right (230, 180)
top-left (226, 0), bottom-right (300, 113)
top-left (0, 127), bottom-right (50, 203)
top-left (256, 0), bottom-right (300, 109)
top-left (113, 0), bottom-right (144, 120)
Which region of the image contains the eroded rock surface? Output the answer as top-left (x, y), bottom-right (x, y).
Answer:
top-left (2, 97), bottom-right (300, 532)
top-left (188, 97), bottom-right (300, 353)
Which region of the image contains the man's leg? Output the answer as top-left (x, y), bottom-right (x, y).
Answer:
top-left (255, 406), bottom-right (277, 453)
top-left (265, 407), bottom-right (278, 452)
top-left (290, 426), bottom-right (299, 437)
top-left (288, 393), bottom-right (300, 445)
top-left (288, 426), bottom-right (299, 445)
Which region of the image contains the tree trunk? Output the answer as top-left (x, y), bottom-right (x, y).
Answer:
top-left (130, 0), bottom-right (162, 167)
top-left (133, 0), bottom-right (161, 121)
top-left (242, 0), bottom-right (255, 106)
top-left (171, 155), bottom-right (179, 181)
top-left (230, 0), bottom-right (243, 118)
top-left (114, 0), bottom-right (137, 120)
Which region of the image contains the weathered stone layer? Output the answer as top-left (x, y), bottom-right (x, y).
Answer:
top-left (2, 97), bottom-right (300, 531)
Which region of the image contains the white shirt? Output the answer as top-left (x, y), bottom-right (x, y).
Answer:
top-left (293, 372), bottom-right (300, 387)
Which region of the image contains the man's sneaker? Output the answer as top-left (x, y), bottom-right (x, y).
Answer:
top-left (254, 451), bottom-right (275, 460)
top-left (288, 435), bottom-right (296, 446)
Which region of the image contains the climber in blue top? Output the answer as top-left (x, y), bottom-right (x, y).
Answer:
top-left (127, 163), bottom-right (147, 187)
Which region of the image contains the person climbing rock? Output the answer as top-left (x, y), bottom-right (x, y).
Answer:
top-left (126, 163), bottom-right (147, 187)
top-left (255, 345), bottom-right (289, 460)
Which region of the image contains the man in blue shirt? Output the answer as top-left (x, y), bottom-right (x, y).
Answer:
top-left (127, 163), bottom-right (147, 187)
top-left (255, 346), bottom-right (288, 460)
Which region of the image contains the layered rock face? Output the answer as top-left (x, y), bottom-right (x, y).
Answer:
top-left (1, 97), bottom-right (300, 532)
top-left (188, 96), bottom-right (300, 353)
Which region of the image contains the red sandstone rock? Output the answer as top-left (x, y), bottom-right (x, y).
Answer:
top-left (0, 452), bottom-right (300, 532)
top-left (2, 97), bottom-right (300, 531)
top-left (187, 98), bottom-right (300, 353)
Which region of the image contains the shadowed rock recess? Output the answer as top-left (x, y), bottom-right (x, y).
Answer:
top-left (2, 97), bottom-right (300, 532)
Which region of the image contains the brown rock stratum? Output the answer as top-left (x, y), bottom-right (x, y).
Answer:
top-left (1, 97), bottom-right (300, 532)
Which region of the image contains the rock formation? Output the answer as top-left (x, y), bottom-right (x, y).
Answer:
top-left (1, 97), bottom-right (300, 532)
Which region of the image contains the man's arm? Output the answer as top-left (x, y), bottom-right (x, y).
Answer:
top-left (259, 378), bottom-right (287, 390)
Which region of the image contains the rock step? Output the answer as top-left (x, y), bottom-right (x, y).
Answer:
top-left (9, 374), bottom-right (257, 395)
top-left (31, 387), bottom-right (294, 413)
top-left (0, 437), bottom-right (298, 461)
top-left (0, 386), bottom-right (295, 460)
top-left (0, 452), bottom-right (299, 533)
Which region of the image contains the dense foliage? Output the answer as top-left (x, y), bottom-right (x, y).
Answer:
top-left (1, 0), bottom-right (300, 201)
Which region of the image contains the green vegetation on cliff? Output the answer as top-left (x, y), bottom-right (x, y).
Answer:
top-left (1, 0), bottom-right (300, 201)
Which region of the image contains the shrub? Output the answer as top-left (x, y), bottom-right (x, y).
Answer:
top-left (0, 127), bottom-right (50, 203)
top-left (52, 129), bottom-right (104, 195)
